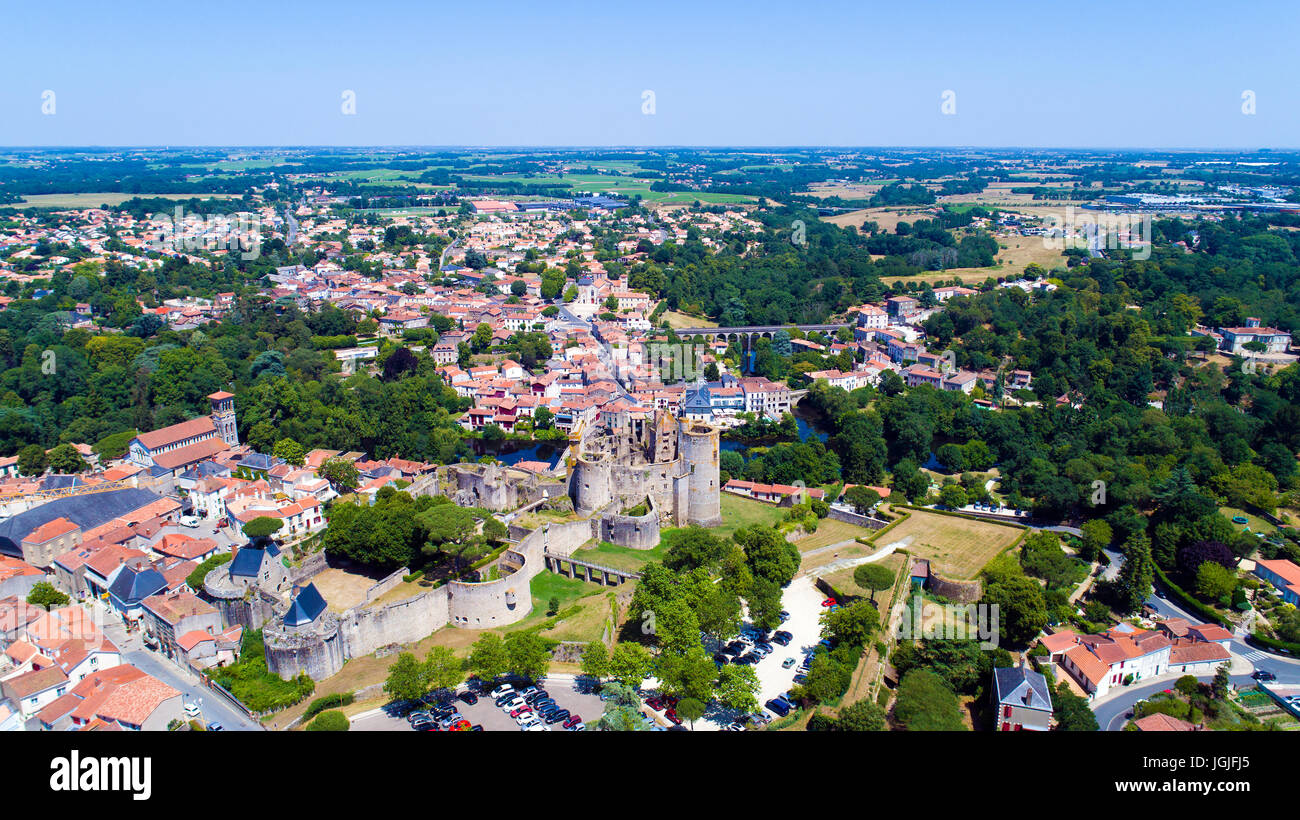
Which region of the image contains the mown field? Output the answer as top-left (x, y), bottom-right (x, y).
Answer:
top-left (878, 509), bottom-right (1022, 579)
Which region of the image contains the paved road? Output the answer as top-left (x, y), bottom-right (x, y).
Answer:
top-left (1094, 671), bottom-right (1255, 731)
top-left (1090, 591), bottom-right (1300, 731)
top-left (1144, 593), bottom-right (1300, 684)
top-left (100, 611), bottom-right (261, 731)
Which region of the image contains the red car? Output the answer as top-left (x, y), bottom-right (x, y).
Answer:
top-left (664, 710), bottom-right (683, 725)
top-left (510, 705), bottom-right (533, 718)
top-left (646, 697), bottom-right (663, 710)
top-left (821, 598), bottom-right (837, 607)
top-left (450, 719), bottom-right (472, 731)
top-left (562, 714), bottom-right (582, 729)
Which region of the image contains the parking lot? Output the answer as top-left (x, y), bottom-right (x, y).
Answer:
top-left (350, 675), bottom-right (604, 732)
top-left (689, 575), bottom-right (828, 731)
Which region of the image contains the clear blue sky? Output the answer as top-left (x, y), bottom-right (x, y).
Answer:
top-left (3, 0), bottom-right (1297, 148)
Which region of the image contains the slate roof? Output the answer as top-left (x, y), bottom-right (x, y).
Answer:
top-left (107, 566), bottom-right (168, 606)
top-left (228, 548), bottom-right (265, 578)
top-left (0, 488), bottom-right (167, 558)
top-left (993, 666), bottom-right (1053, 712)
top-left (283, 583), bottom-right (327, 627)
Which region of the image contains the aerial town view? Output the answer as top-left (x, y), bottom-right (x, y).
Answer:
top-left (3, 0), bottom-right (1297, 803)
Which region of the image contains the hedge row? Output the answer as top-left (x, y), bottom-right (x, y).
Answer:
top-left (304, 691), bottom-right (355, 721)
top-left (1249, 630), bottom-right (1300, 656)
top-left (1152, 565), bottom-right (1231, 627)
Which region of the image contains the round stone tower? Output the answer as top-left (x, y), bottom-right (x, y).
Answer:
top-left (678, 419), bottom-right (722, 527)
top-left (571, 452), bottom-right (612, 516)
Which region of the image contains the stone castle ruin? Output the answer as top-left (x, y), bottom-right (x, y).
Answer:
top-left (570, 408), bottom-right (722, 531)
top-left (202, 411), bottom-right (722, 682)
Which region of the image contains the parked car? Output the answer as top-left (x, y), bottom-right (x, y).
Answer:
top-left (782, 657), bottom-right (796, 669)
top-left (184, 702), bottom-right (201, 718)
top-left (725, 721), bottom-right (745, 731)
top-left (792, 674), bottom-right (808, 684)
top-left (545, 709), bottom-right (571, 724)
top-left (491, 684), bottom-right (515, 698)
top-left (764, 697), bottom-right (792, 717)
top-left (457, 690), bottom-right (478, 705)
top-left (821, 598), bottom-right (837, 608)
top-left (208, 722), bottom-right (223, 731)
top-left (524, 722), bottom-right (549, 731)
top-left (510, 705), bottom-right (533, 718)
top-left (779, 610), bottom-right (790, 622)
top-left (563, 714), bottom-right (583, 729)
top-left (713, 652), bottom-right (730, 664)
top-left (180, 515), bottom-right (201, 528)
top-left (567, 722), bottom-right (586, 731)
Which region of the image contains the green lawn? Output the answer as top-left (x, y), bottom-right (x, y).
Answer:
top-left (711, 494), bottom-right (788, 537)
top-left (574, 539), bottom-right (668, 573)
top-left (1220, 506), bottom-right (1275, 534)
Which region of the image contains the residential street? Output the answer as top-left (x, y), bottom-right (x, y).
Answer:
top-left (98, 604), bottom-right (262, 731)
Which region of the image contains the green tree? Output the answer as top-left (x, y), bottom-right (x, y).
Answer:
top-left (843, 485), bottom-right (882, 515)
top-left (608, 642), bottom-right (652, 686)
top-left (1053, 682), bottom-right (1099, 731)
top-left (384, 652), bottom-right (430, 703)
top-left (273, 438), bottom-right (305, 466)
top-left (27, 581), bottom-right (70, 610)
top-left (836, 699), bottom-right (886, 731)
top-left (894, 669), bottom-right (966, 731)
top-left (853, 564), bottom-right (895, 604)
top-left (1113, 531), bottom-right (1154, 614)
top-left (319, 457), bottom-right (360, 491)
top-left (467, 633), bottom-right (510, 684)
top-left (425, 645), bottom-right (464, 694)
top-left (822, 600), bottom-right (880, 647)
top-left (982, 571), bottom-right (1049, 646)
top-left (17, 444), bottom-right (47, 476)
top-left (305, 710), bottom-right (349, 731)
top-left (242, 516), bottom-right (284, 539)
top-left (580, 641), bottom-right (610, 683)
top-left (1195, 562), bottom-right (1237, 604)
top-left (1079, 519), bottom-right (1113, 562)
top-left (677, 697), bottom-right (706, 729)
top-left (715, 663), bottom-right (760, 715)
top-left (505, 631), bottom-right (551, 682)
top-left (46, 443), bottom-right (89, 474)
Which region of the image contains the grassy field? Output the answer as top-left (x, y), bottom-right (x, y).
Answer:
top-left (573, 539), bottom-right (669, 573)
top-left (1220, 506), bottom-right (1276, 534)
top-left (793, 519), bottom-right (874, 552)
top-left (822, 552), bottom-right (907, 602)
top-left (710, 494), bottom-right (789, 539)
top-left (660, 310), bottom-right (717, 329)
top-left (539, 583), bottom-right (624, 643)
top-left (11, 192), bottom-right (238, 209)
top-left (799, 542), bottom-right (871, 575)
top-left (878, 509), bottom-right (1022, 579)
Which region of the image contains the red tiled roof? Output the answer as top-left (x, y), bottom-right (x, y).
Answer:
top-left (135, 416), bottom-right (217, 450)
top-left (24, 517), bottom-right (79, 544)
